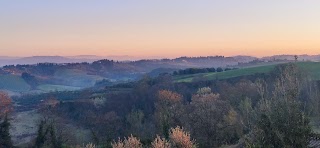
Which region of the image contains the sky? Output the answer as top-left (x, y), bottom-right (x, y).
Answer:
top-left (1, 0), bottom-right (320, 58)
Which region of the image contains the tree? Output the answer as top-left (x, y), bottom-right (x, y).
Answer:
top-left (34, 119), bottom-right (65, 148)
top-left (216, 67), bottom-right (223, 72)
top-left (294, 55), bottom-right (298, 62)
top-left (225, 68), bottom-right (232, 71)
top-left (151, 135), bottom-right (171, 148)
top-left (35, 120), bottom-right (49, 148)
top-left (85, 143), bottom-right (96, 148)
top-left (21, 72), bottom-right (38, 89)
top-left (0, 92), bottom-right (13, 148)
top-left (186, 87), bottom-right (241, 147)
top-left (248, 63), bottom-right (311, 147)
top-left (111, 135), bottom-right (142, 148)
top-left (169, 126), bottom-right (196, 148)
top-left (0, 92), bottom-right (12, 118)
top-left (238, 97), bottom-right (254, 133)
top-left (155, 90), bottom-right (184, 138)
top-left (126, 109), bottom-right (145, 138)
top-left (206, 68), bottom-right (216, 73)
top-left (251, 93), bottom-right (311, 147)
top-left (0, 114), bottom-right (13, 148)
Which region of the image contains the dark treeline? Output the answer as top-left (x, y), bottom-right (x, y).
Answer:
top-left (3, 63), bottom-right (320, 147)
top-left (173, 67), bottom-right (238, 75)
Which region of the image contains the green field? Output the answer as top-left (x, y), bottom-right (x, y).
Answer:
top-left (297, 62), bottom-right (320, 80)
top-left (0, 75), bottom-right (30, 92)
top-left (175, 62), bottom-right (320, 82)
top-left (37, 84), bottom-right (82, 92)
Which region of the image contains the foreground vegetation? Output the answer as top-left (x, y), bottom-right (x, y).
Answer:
top-left (1, 62), bottom-right (320, 147)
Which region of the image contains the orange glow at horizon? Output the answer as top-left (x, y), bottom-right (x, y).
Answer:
top-left (1, 1), bottom-right (320, 58)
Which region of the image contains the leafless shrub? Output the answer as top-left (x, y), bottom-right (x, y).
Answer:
top-left (169, 126), bottom-right (196, 148)
top-left (84, 143), bottom-right (96, 148)
top-left (111, 135), bottom-right (142, 148)
top-left (152, 135), bottom-right (171, 148)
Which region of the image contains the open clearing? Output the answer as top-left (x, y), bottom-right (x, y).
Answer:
top-left (10, 110), bottom-right (41, 146)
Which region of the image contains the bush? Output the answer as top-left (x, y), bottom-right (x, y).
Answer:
top-left (112, 135), bottom-right (142, 148)
top-left (169, 126), bottom-right (196, 148)
top-left (151, 135), bottom-right (171, 148)
top-left (216, 67), bottom-right (224, 72)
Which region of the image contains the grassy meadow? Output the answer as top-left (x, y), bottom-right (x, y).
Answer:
top-left (175, 62), bottom-right (320, 82)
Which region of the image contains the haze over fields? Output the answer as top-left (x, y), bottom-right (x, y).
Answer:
top-left (1, 1), bottom-right (320, 148)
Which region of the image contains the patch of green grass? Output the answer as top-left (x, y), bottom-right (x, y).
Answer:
top-left (37, 84), bottom-right (81, 92)
top-left (174, 62), bottom-right (320, 83)
top-left (175, 65), bottom-right (276, 82)
top-left (0, 75), bottom-right (30, 92)
top-left (296, 62), bottom-right (320, 80)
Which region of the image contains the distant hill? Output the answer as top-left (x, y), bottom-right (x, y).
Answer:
top-left (0, 56), bottom-right (100, 67)
top-left (0, 55), bottom-right (257, 68)
top-left (232, 55), bottom-right (258, 63)
top-left (262, 54), bottom-right (320, 62)
top-left (1, 55), bottom-right (319, 93)
top-left (1, 54), bottom-right (319, 67)
top-left (0, 56), bottom-right (259, 93)
top-left (0, 55), bottom-right (160, 66)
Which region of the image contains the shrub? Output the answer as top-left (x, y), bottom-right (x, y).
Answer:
top-left (151, 135), bottom-right (171, 148)
top-left (169, 126), bottom-right (196, 148)
top-left (111, 135), bottom-right (142, 148)
top-left (85, 143), bottom-right (96, 148)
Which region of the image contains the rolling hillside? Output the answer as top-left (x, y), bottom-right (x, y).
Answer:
top-left (0, 75), bottom-right (31, 92)
top-left (174, 62), bottom-right (320, 82)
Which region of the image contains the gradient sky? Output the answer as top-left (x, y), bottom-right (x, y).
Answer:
top-left (1, 0), bottom-right (320, 58)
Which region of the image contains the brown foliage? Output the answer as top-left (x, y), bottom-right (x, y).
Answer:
top-left (169, 126), bottom-right (196, 148)
top-left (155, 90), bottom-right (184, 136)
top-left (187, 87), bottom-right (241, 147)
top-left (151, 135), bottom-right (171, 148)
top-left (158, 90), bottom-right (182, 103)
top-left (111, 135), bottom-right (142, 148)
top-left (0, 91), bottom-right (12, 118)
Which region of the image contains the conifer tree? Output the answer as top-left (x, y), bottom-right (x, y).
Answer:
top-left (0, 114), bottom-right (13, 148)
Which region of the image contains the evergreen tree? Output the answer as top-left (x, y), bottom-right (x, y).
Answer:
top-left (0, 114), bottom-right (13, 148)
top-left (35, 120), bottom-right (48, 148)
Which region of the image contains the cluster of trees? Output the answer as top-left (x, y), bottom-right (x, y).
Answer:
top-left (40, 64), bottom-right (316, 147)
top-left (1, 56), bottom-right (244, 81)
top-left (2, 63), bottom-right (319, 147)
top-left (111, 126), bottom-right (196, 148)
top-left (173, 68), bottom-right (217, 75)
top-left (173, 67), bottom-right (237, 76)
top-left (2, 59), bottom-right (116, 78)
top-left (21, 72), bottom-right (39, 89)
